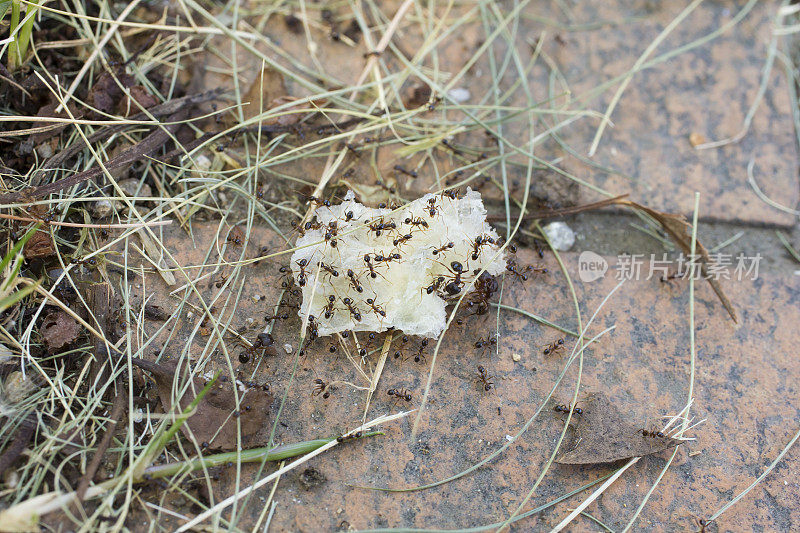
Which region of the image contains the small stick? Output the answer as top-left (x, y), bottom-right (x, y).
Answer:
top-left (76, 391), bottom-right (126, 501)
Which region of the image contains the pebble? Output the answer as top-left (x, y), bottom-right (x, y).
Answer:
top-left (283, 344), bottom-right (293, 354)
top-left (543, 221), bottom-right (575, 251)
top-left (447, 87), bottom-right (471, 103)
top-left (512, 352), bottom-right (521, 362)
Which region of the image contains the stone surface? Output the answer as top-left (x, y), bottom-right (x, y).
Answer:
top-left (108, 222), bottom-right (800, 531)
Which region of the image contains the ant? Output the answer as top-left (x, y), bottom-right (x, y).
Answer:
top-left (344, 210), bottom-right (356, 222)
top-left (466, 272), bottom-right (499, 316)
top-left (322, 295), bottom-right (336, 319)
top-left (367, 217), bottom-right (395, 237)
top-left (425, 197), bottom-right (439, 217)
top-left (265, 311), bottom-right (290, 322)
top-left (365, 297), bottom-right (386, 318)
top-left (393, 335), bottom-right (410, 360)
top-left (227, 227), bottom-right (245, 247)
top-left (295, 258), bottom-right (309, 287)
top-left (440, 188), bottom-right (459, 201)
top-left (639, 428), bottom-right (667, 438)
top-left (506, 260), bottom-right (547, 281)
top-left (431, 241), bottom-right (454, 256)
top-left (542, 338), bottom-right (565, 356)
top-left (324, 221), bottom-right (338, 248)
top-left (304, 220), bottom-right (323, 232)
top-left (318, 261), bottom-right (339, 279)
top-left (475, 365), bottom-right (494, 391)
top-left (99, 228), bottom-right (110, 240)
top-left (443, 261), bottom-right (466, 296)
top-left (413, 339), bottom-right (428, 363)
top-left (357, 332), bottom-right (377, 357)
top-left (474, 335), bottom-right (497, 354)
top-left (424, 275), bottom-right (445, 295)
top-left (312, 378), bottom-right (331, 399)
top-left (404, 217), bottom-right (428, 231)
top-left (553, 404), bottom-right (583, 415)
top-left (427, 95), bottom-right (442, 111)
top-left (373, 251), bottom-right (402, 265)
top-left (70, 256), bottom-right (98, 268)
top-left (346, 269), bottom-right (364, 293)
top-left (471, 234), bottom-right (495, 261)
top-left (695, 518), bottom-right (710, 532)
top-left (342, 297), bottom-right (362, 321)
top-left (392, 233), bottom-right (413, 247)
top-left (394, 165), bottom-right (418, 178)
top-left (307, 195), bottom-right (331, 208)
top-left (387, 388), bottom-right (412, 403)
top-left (362, 254), bottom-right (383, 279)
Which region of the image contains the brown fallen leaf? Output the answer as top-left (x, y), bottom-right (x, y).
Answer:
top-left (555, 392), bottom-right (681, 465)
top-left (240, 66), bottom-right (288, 121)
top-left (40, 310), bottom-right (82, 352)
top-left (131, 358), bottom-right (273, 451)
top-left (23, 229), bottom-right (55, 259)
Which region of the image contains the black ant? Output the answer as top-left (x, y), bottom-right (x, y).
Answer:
top-left (70, 256), bottom-right (98, 268)
top-left (318, 261), bottom-right (339, 279)
top-left (342, 297), bottom-right (362, 321)
top-left (413, 339), bottom-right (428, 363)
top-left (99, 228), bottom-right (110, 240)
top-left (424, 275), bottom-right (445, 295)
top-left (404, 217), bottom-right (428, 231)
top-left (344, 210), bottom-right (356, 222)
top-left (265, 312), bottom-right (290, 322)
top-left (553, 404), bottom-right (582, 415)
top-left (373, 251), bottom-right (402, 265)
top-left (307, 195), bottom-right (331, 208)
top-left (346, 269), bottom-right (364, 293)
top-left (226, 227), bottom-right (245, 247)
top-left (365, 297), bottom-right (386, 318)
top-left (392, 233), bottom-right (413, 247)
top-left (639, 428), bottom-right (666, 438)
top-left (296, 258), bottom-right (309, 287)
top-left (431, 241), bottom-right (454, 256)
top-left (393, 165), bottom-right (418, 178)
top-left (440, 188), bottom-right (459, 200)
top-left (542, 338), bottom-right (564, 356)
top-left (322, 295), bottom-right (336, 319)
top-left (362, 254), bottom-right (382, 279)
top-left (427, 95), bottom-right (442, 111)
top-left (471, 234), bottom-right (495, 261)
top-left (323, 221), bottom-right (338, 248)
top-left (393, 335), bottom-right (410, 360)
top-left (304, 220), bottom-right (323, 232)
top-left (425, 197), bottom-right (439, 217)
top-left (466, 272), bottom-right (499, 316)
top-left (475, 365), bottom-right (494, 391)
top-left (312, 378), bottom-right (331, 399)
top-left (387, 388), bottom-right (412, 402)
top-left (367, 217), bottom-right (392, 237)
top-left (474, 335), bottom-right (497, 354)
top-left (443, 261), bottom-right (466, 296)
top-left (357, 332), bottom-right (377, 357)
top-left (506, 260), bottom-right (547, 281)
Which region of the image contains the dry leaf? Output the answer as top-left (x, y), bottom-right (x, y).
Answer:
top-left (131, 358), bottom-right (273, 451)
top-left (556, 392), bottom-right (681, 465)
top-left (240, 67), bottom-right (288, 121)
top-left (23, 229), bottom-right (55, 259)
top-left (40, 310), bottom-right (81, 352)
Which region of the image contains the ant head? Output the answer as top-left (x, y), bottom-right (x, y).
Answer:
top-left (298, 259), bottom-right (307, 267)
top-left (557, 338), bottom-right (564, 345)
top-left (328, 295), bottom-right (335, 302)
top-left (343, 297), bottom-right (352, 305)
top-left (366, 298), bottom-right (374, 304)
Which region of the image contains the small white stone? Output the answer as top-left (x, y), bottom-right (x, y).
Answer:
top-left (447, 87), bottom-right (471, 103)
top-left (505, 435), bottom-right (514, 442)
top-left (195, 154), bottom-right (212, 172)
top-left (543, 221), bottom-right (575, 251)
top-left (283, 344), bottom-right (293, 354)
top-left (512, 352), bottom-right (521, 362)
top-left (92, 199), bottom-right (114, 219)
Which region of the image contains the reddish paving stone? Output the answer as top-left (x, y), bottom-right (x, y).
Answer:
top-left (524, 0), bottom-right (799, 226)
top-left (107, 223), bottom-right (800, 531)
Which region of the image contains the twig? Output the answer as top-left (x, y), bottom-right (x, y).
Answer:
top-left (76, 390), bottom-right (126, 501)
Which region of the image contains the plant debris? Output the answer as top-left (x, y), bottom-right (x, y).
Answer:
top-left (131, 358), bottom-right (273, 451)
top-left (40, 310), bottom-right (81, 352)
top-left (555, 392), bottom-right (681, 465)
